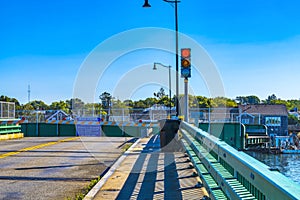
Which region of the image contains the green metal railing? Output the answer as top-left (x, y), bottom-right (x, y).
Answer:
top-left (0, 124), bottom-right (21, 135)
top-left (180, 121), bottom-right (300, 200)
top-left (0, 119), bottom-right (22, 135)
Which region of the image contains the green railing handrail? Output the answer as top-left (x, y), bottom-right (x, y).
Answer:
top-left (180, 121), bottom-right (300, 200)
top-left (0, 119), bottom-right (22, 135)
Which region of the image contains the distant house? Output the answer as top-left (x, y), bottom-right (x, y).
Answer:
top-left (239, 112), bottom-right (256, 124)
top-left (45, 110), bottom-right (70, 121)
top-left (238, 104), bottom-right (288, 136)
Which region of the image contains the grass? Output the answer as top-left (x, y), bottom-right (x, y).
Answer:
top-left (65, 176), bottom-right (101, 200)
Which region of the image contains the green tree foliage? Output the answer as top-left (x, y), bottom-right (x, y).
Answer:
top-left (154, 88), bottom-right (173, 108)
top-left (50, 101), bottom-right (70, 113)
top-left (99, 92), bottom-right (112, 109)
top-left (195, 96), bottom-right (213, 108)
top-left (287, 100), bottom-right (300, 110)
top-left (157, 96), bottom-right (170, 106)
top-left (22, 104), bottom-right (34, 110)
top-left (211, 97), bottom-right (237, 108)
top-left (144, 98), bottom-right (158, 108)
top-left (288, 114), bottom-right (299, 125)
top-left (3, 93), bottom-right (300, 115)
top-left (236, 95), bottom-right (260, 105)
top-left (68, 98), bottom-right (85, 110)
top-left (261, 94), bottom-right (300, 111)
top-left (154, 88), bottom-right (167, 99)
top-left (0, 95), bottom-right (21, 109)
top-left (189, 95), bottom-right (198, 108)
top-left (124, 99), bottom-right (134, 107)
top-left (25, 100), bottom-right (49, 110)
top-left (263, 94), bottom-right (278, 104)
top-left (133, 100), bottom-right (147, 109)
top-left (111, 99), bottom-right (128, 109)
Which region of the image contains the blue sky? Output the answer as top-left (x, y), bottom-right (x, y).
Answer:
top-left (1, 0), bottom-right (300, 104)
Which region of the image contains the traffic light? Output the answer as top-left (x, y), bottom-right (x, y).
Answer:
top-left (181, 48), bottom-right (191, 78)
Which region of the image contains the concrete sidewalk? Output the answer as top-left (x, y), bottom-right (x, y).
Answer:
top-left (86, 135), bottom-right (207, 199)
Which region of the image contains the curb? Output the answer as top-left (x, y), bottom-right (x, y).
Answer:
top-left (0, 133), bottom-right (24, 141)
top-left (83, 138), bottom-right (142, 200)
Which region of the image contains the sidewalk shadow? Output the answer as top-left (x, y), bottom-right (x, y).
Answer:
top-left (116, 135), bottom-right (183, 200)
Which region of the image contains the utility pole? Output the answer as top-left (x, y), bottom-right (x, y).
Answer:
top-left (28, 84), bottom-right (31, 103)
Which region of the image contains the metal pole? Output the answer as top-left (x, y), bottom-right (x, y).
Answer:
top-left (168, 66), bottom-right (172, 116)
top-left (175, 1), bottom-right (179, 117)
top-left (184, 78), bottom-right (188, 122)
top-left (36, 110), bottom-right (38, 137)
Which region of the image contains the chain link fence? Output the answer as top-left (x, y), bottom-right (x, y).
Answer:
top-left (14, 107), bottom-right (263, 125)
top-left (189, 108), bottom-right (262, 125)
top-left (0, 101), bottom-right (15, 119)
top-left (15, 108), bottom-right (171, 123)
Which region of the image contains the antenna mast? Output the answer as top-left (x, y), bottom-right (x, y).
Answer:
top-left (28, 84), bottom-right (31, 103)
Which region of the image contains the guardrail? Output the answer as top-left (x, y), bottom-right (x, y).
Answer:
top-left (0, 119), bottom-right (23, 140)
top-left (179, 121), bottom-right (300, 200)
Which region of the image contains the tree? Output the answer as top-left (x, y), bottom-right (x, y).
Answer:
top-left (84, 103), bottom-right (102, 116)
top-left (50, 100), bottom-right (70, 113)
top-left (111, 99), bottom-right (129, 109)
top-left (67, 98), bottom-right (84, 110)
top-left (133, 100), bottom-right (147, 109)
top-left (288, 100), bottom-right (300, 111)
top-left (236, 95), bottom-right (260, 105)
top-left (144, 97), bottom-right (158, 108)
top-left (157, 96), bottom-right (170, 106)
top-left (99, 92), bottom-right (112, 109)
top-left (26, 100), bottom-right (49, 110)
top-left (124, 99), bottom-right (134, 108)
top-left (263, 94), bottom-right (278, 104)
top-left (0, 95), bottom-right (21, 109)
top-left (189, 95), bottom-right (198, 108)
top-left (212, 97), bottom-right (237, 108)
top-left (195, 96), bottom-right (211, 108)
top-left (22, 103), bottom-right (34, 110)
top-left (154, 88), bottom-right (167, 99)
top-left (288, 114), bottom-right (299, 125)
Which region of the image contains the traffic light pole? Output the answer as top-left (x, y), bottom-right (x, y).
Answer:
top-left (184, 78), bottom-right (188, 122)
top-left (175, 1), bottom-right (179, 117)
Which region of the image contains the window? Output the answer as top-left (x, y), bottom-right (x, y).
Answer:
top-left (242, 118), bottom-right (250, 124)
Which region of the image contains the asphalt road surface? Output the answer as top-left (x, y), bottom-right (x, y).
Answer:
top-left (0, 137), bottom-right (127, 200)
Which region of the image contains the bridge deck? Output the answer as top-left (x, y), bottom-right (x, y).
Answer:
top-left (90, 135), bottom-right (208, 199)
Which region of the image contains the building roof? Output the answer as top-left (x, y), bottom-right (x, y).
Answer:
top-left (45, 110), bottom-right (69, 120)
top-left (238, 104), bottom-right (288, 116)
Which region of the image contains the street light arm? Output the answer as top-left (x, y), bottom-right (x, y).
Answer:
top-left (163, 0), bottom-right (181, 3)
top-left (153, 62), bottom-right (172, 116)
top-left (154, 62), bottom-right (171, 69)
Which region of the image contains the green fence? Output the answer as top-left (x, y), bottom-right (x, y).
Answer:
top-left (199, 122), bottom-right (245, 150)
top-left (21, 123), bottom-right (157, 137)
top-left (21, 123), bottom-right (76, 137)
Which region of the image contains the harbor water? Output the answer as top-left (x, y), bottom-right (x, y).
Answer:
top-left (246, 151), bottom-right (300, 185)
